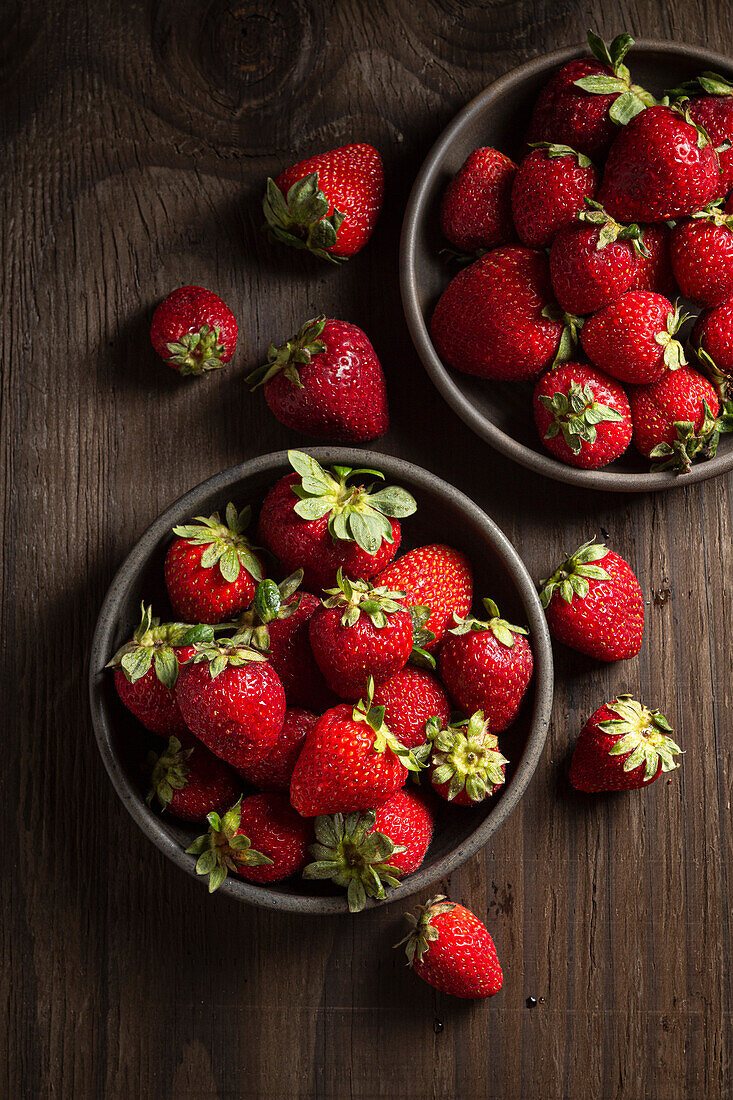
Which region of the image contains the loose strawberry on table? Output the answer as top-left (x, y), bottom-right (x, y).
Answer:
top-left (146, 736), bottom-right (241, 823)
top-left (150, 285), bottom-right (238, 376)
top-left (439, 147), bottom-right (516, 254)
top-left (372, 667), bottom-right (451, 750)
top-left (670, 203), bottom-right (733, 308)
top-left (427, 711), bottom-right (508, 806)
top-left (533, 361), bottom-right (632, 469)
top-left (569, 696), bottom-right (682, 792)
top-left (236, 708), bottom-right (317, 793)
top-left (376, 544), bottom-right (473, 649)
top-left (580, 292), bottom-right (688, 384)
top-left (511, 143), bottom-right (598, 250)
top-left (630, 365), bottom-right (730, 472)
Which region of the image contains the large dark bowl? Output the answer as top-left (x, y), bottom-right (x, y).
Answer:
top-left (89, 448), bottom-right (553, 913)
top-left (401, 40), bottom-right (733, 492)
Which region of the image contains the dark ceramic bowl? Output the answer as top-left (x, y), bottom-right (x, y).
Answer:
top-left (89, 448), bottom-right (553, 913)
top-left (401, 39), bottom-right (733, 492)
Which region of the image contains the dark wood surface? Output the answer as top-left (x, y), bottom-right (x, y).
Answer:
top-left (3, 2), bottom-right (732, 1096)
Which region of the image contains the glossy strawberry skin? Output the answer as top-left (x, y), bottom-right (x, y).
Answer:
top-left (569, 704), bottom-right (661, 792)
top-left (289, 704), bottom-right (407, 816)
top-left (431, 247), bottom-right (565, 381)
top-left (688, 95), bottom-right (733, 194)
top-left (693, 297), bottom-right (733, 378)
top-left (439, 631), bottom-right (533, 733)
top-left (262, 320), bottom-right (388, 442)
top-left (412, 903), bottom-right (503, 1000)
top-left (440, 148), bottom-right (516, 252)
top-left (274, 144), bottom-right (383, 257)
top-left (376, 544), bottom-right (473, 648)
top-left (257, 473), bottom-right (400, 592)
top-left (233, 793), bottom-right (312, 883)
top-left (630, 367), bottom-right (720, 458)
top-left (550, 222), bottom-right (639, 315)
top-left (236, 708), bottom-right (317, 792)
top-left (308, 604), bottom-right (413, 700)
top-left (580, 291), bottom-right (678, 384)
top-left (533, 362), bottom-right (632, 469)
top-left (525, 59), bottom-right (621, 160)
top-left (113, 646), bottom-right (195, 736)
top-left (670, 220), bottom-right (733, 307)
top-left (372, 668), bottom-right (451, 749)
top-left (512, 147), bottom-right (598, 249)
top-left (630, 224), bottom-right (677, 298)
top-left (150, 286), bottom-right (238, 368)
top-left (264, 590), bottom-right (333, 711)
top-left (372, 789), bottom-right (434, 873)
top-left (161, 740), bottom-right (241, 823)
top-left (164, 538), bottom-right (261, 625)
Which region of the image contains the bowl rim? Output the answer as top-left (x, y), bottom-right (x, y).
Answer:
top-left (88, 447), bottom-right (554, 914)
top-left (400, 37), bottom-right (733, 493)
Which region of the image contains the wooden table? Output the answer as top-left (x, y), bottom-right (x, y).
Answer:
top-left (4, 2), bottom-right (732, 1096)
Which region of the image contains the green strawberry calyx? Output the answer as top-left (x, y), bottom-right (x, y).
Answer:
top-left (237, 571), bottom-right (304, 652)
top-left (165, 323), bottom-right (227, 376)
top-left (287, 449), bottom-right (417, 555)
top-left (426, 711), bottom-right (508, 803)
top-left (394, 894), bottom-right (457, 966)
top-left (539, 379), bottom-right (626, 455)
top-left (448, 597), bottom-right (528, 648)
top-left (186, 799), bottom-right (273, 893)
top-left (597, 695), bottom-right (682, 781)
top-left (654, 302), bottom-right (690, 371)
top-left (322, 568), bottom-right (406, 628)
top-left (105, 603), bottom-right (214, 689)
top-left (262, 173), bottom-right (346, 264)
top-left (172, 503), bottom-right (263, 586)
top-left (666, 71), bottom-right (733, 100)
top-left (573, 31), bottom-right (655, 125)
top-left (539, 539), bottom-right (610, 608)
top-left (579, 199), bottom-right (649, 255)
top-left (352, 678), bottom-right (424, 773)
top-left (302, 811), bottom-right (406, 913)
top-left (540, 305), bottom-right (584, 367)
top-left (529, 141), bottom-right (593, 168)
top-left (669, 100), bottom-right (715, 151)
top-left (690, 199), bottom-right (733, 231)
top-left (146, 736), bottom-right (192, 810)
top-left (188, 633), bottom-right (269, 679)
top-left (649, 398), bottom-right (733, 473)
top-left (246, 316), bottom-right (327, 390)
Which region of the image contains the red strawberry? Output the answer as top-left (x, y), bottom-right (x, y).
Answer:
top-left (670, 203), bottom-right (733, 307)
top-left (693, 297), bottom-right (733, 392)
top-left (672, 71), bottom-right (733, 194)
top-left (236, 707), bottom-right (317, 793)
top-left (630, 366), bottom-right (727, 472)
top-left (533, 362), bottom-right (632, 469)
top-left (175, 635), bottom-right (285, 770)
top-left (187, 794), bottom-right (311, 890)
top-left (431, 246), bottom-right (578, 381)
top-left (569, 695), bottom-right (682, 792)
top-left (539, 539), bottom-right (644, 662)
top-left (427, 711), bottom-right (508, 806)
top-left (308, 571), bottom-right (414, 699)
top-left (289, 682), bottom-right (421, 816)
top-left (438, 598), bottom-right (533, 732)
top-left (246, 316), bottom-right (388, 443)
top-left (512, 143), bottom-right (598, 249)
top-left (302, 790), bottom-right (434, 911)
top-left (598, 104), bottom-right (720, 223)
top-left (257, 451), bottom-right (414, 591)
top-left (396, 895), bottom-right (503, 1000)
top-left (165, 503), bottom-right (263, 625)
top-left (439, 148), bottom-right (516, 254)
top-left (372, 667), bottom-right (451, 749)
top-left (375, 543), bottom-right (473, 652)
top-left (150, 286), bottom-right (237, 375)
top-left (146, 736), bottom-right (240, 823)
top-left (580, 292), bottom-right (688, 384)
top-left (263, 143), bottom-right (383, 261)
top-left (630, 223), bottom-right (677, 297)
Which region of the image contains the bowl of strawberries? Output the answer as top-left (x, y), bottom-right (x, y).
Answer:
top-left (89, 448), bottom-right (553, 913)
top-left (401, 33), bottom-right (733, 490)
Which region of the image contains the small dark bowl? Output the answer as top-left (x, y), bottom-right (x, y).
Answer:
top-left (89, 448), bottom-right (553, 913)
top-left (401, 39), bottom-right (733, 492)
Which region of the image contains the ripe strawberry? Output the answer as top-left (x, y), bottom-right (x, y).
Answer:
top-left (670, 203), bottom-right (733, 307)
top-left (533, 362), bottom-right (632, 469)
top-left (569, 695), bottom-right (682, 792)
top-left (372, 667), bottom-right (451, 749)
top-left (289, 682), bottom-right (421, 816)
top-left (431, 246), bottom-right (578, 381)
top-left (598, 104), bottom-right (720, 223)
top-left (630, 366), bottom-right (728, 472)
top-left (580, 292), bottom-right (688, 384)
top-left (630, 223), bottom-right (677, 298)
top-left (175, 635), bottom-right (286, 770)
top-left (693, 297), bottom-right (733, 393)
top-left (439, 148), bottom-right (516, 253)
top-left (376, 544), bottom-right (473, 649)
top-left (187, 794), bottom-right (311, 891)
top-left (539, 539), bottom-right (644, 662)
top-left (525, 32), bottom-right (653, 160)
top-left (669, 71), bottom-right (733, 194)
top-left (146, 736), bottom-right (240, 823)
top-left (165, 503), bottom-right (263, 625)
top-left (263, 143), bottom-right (383, 261)
top-left (308, 571), bottom-right (414, 699)
top-left (246, 316), bottom-right (388, 443)
top-left (426, 711), bottom-right (508, 806)
top-left (396, 895), bottom-right (503, 1000)
top-left (257, 451), bottom-right (414, 592)
top-left (236, 707), bottom-right (317, 793)
top-left (302, 790), bottom-right (434, 911)
top-left (150, 286), bottom-right (237, 375)
top-left (512, 143), bottom-right (598, 249)
top-left (439, 598), bottom-right (533, 732)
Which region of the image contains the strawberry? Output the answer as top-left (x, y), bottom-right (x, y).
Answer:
top-left (431, 246), bottom-right (578, 381)
top-left (630, 366), bottom-right (729, 472)
top-left (525, 32), bottom-right (653, 160)
top-left (693, 297), bottom-right (733, 394)
top-left (289, 681), bottom-right (421, 816)
top-left (580, 292), bottom-right (688, 384)
top-left (438, 598), bottom-right (533, 732)
top-left (146, 736), bottom-right (240, 823)
top-left (187, 794), bottom-right (311, 891)
top-left (598, 104), bottom-right (720, 223)
top-left (308, 571), bottom-right (414, 699)
top-left (246, 316), bottom-right (388, 443)
top-left (670, 202), bottom-right (733, 307)
top-left (175, 635), bottom-right (286, 770)
top-left (372, 667), bottom-right (451, 749)
top-left (426, 711), bottom-right (508, 806)
top-left (533, 362), bottom-right (632, 468)
top-left (630, 223), bottom-right (677, 298)
top-left (511, 144), bottom-right (598, 249)
top-left (262, 143), bottom-right (383, 261)
top-left (396, 895), bottom-right (503, 1000)
top-left (539, 539), bottom-right (644, 662)
top-left (302, 790), bottom-right (434, 911)
top-left (376, 544), bottom-right (473, 649)
top-left (439, 148), bottom-right (516, 254)
top-left (669, 71), bottom-right (733, 194)
top-left (569, 695), bottom-right (682, 792)
top-left (257, 451), bottom-right (414, 591)
top-left (150, 286), bottom-right (237, 375)
top-left (165, 503), bottom-right (263, 625)
top-left (236, 707), bottom-right (317, 793)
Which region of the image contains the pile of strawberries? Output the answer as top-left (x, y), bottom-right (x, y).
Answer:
top-left (433, 33), bottom-right (733, 473)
